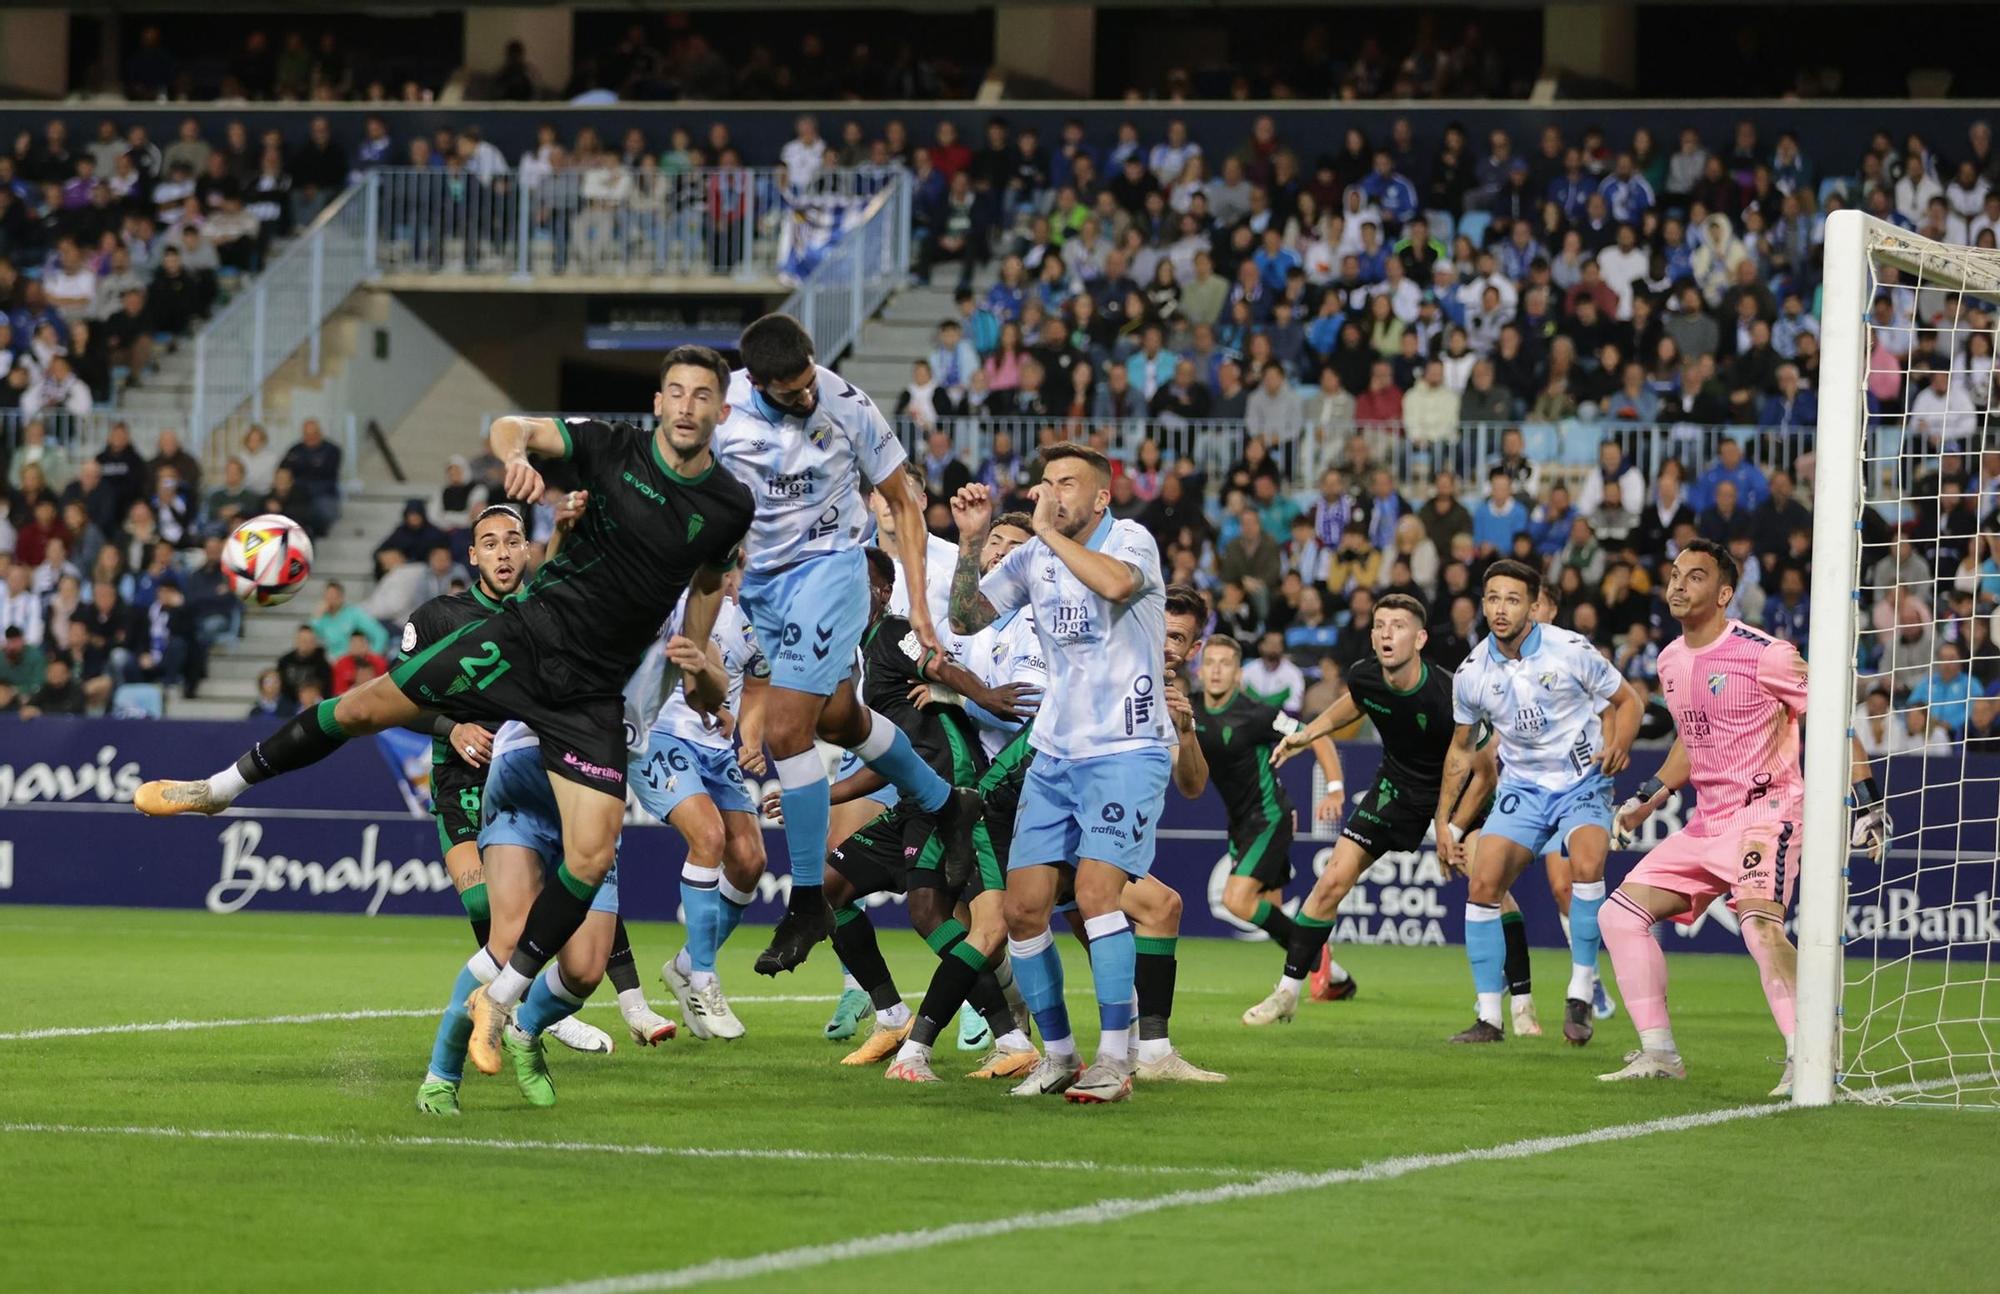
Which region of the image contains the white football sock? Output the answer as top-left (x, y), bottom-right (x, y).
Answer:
top-left (208, 764), bottom-right (249, 805)
top-left (842, 972), bottom-right (863, 992)
top-left (896, 1038), bottom-right (932, 1062)
top-left (1279, 974), bottom-right (1306, 994)
top-left (1044, 1033), bottom-right (1077, 1060)
top-left (487, 964), bottom-right (532, 1010)
top-left (1135, 1036), bottom-right (1171, 1063)
top-left (877, 1002), bottom-right (911, 1029)
top-left (1639, 1026), bottom-right (1678, 1056)
top-left (1566, 962), bottom-right (1598, 1002)
top-left (1476, 990), bottom-right (1504, 1028)
top-left (993, 1028), bottom-right (1031, 1051)
top-left (691, 970), bottom-right (718, 990)
top-left (1322, 955), bottom-right (1351, 984)
top-left (616, 987), bottom-right (650, 1021)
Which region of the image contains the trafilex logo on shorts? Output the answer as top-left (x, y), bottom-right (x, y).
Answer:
top-left (622, 471), bottom-right (666, 505)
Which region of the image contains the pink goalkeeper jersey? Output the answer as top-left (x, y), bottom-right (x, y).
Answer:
top-left (1656, 619), bottom-right (1807, 831)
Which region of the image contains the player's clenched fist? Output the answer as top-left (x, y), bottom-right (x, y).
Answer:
top-left (503, 455), bottom-right (546, 505)
top-left (950, 483), bottom-right (993, 536)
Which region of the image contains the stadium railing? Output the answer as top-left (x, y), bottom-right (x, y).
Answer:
top-left (467, 410), bottom-right (1812, 504)
top-left (363, 165), bottom-right (898, 285)
top-left (190, 184), bottom-right (370, 455)
top-left (892, 414), bottom-right (1816, 492)
top-left (777, 171), bottom-right (912, 366)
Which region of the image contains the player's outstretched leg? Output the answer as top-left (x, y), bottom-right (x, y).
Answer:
top-left (137, 679), bottom-right (418, 815)
top-left (1597, 889), bottom-right (1687, 1080)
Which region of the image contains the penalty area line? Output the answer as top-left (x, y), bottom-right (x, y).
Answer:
top-left (491, 1102), bottom-right (1791, 1294)
top-left (0, 1122), bottom-right (1254, 1180)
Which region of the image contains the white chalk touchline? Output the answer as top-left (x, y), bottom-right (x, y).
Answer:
top-left (489, 1102), bottom-right (1792, 1294)
top-left (0, 1122), bottom-right (1253, 1179)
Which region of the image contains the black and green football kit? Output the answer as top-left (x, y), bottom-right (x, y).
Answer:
top-left (1190, 688), bottom-right (1301, 889)
top-left (1337, 656), bottom-right (1484, 857)
top-left (389, 418), bottom-right (753, 795)
top-left (827, 614), bottom-right (990, 898)
top-left (397, 585), bottom-right (510, 854)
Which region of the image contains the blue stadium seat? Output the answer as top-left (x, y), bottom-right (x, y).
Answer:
top-left (1456, 210), bottom-right (1492, 248)
top-left (1424, 210), bottom-right (1455, 244)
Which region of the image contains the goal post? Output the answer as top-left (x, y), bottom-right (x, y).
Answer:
top-left (1797, 209), bottom-right (2000, 1108)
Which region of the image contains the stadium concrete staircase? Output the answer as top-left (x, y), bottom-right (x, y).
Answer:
top-left (173, 490), bottom-right (409, 720)
top-left (834, 267), bottom-right (997, 411)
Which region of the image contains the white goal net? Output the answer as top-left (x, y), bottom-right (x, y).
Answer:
top-left (1799, 211), bottom-right (2000, 1108)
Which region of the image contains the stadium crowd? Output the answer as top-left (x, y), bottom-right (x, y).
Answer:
top-left (0, 417), bottom-right (342, 715)
top-left (2, 104), bottom-right (1997, 740)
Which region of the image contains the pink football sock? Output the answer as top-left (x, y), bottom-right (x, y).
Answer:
top-left (1602, 891), bottom-right (1671, 1036)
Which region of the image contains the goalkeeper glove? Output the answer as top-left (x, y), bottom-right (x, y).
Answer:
top-left (1612, 777), bottom-right (1667, 849)
top-left (1850, 775), bottom-right (1890, 863)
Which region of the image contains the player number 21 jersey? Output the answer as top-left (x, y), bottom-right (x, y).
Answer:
top-left (979, 513), bottom-right (1172, 760)
top-left (1451, 623), bottom-right (1624, 791)
top-left (714, 365), bottom-right (908, 575)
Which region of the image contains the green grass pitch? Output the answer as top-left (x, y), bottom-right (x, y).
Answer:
top-left (3, 906), bottom-right (1997, 1292)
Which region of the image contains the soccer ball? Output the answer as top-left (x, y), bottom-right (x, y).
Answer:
top-left (222, 514), bottom-right (315, 607)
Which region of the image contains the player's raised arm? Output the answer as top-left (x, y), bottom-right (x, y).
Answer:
top-left (1273, 691), bottom-right (1358, 768)
top-left (1433, 721), bottom-right (1479, 870)
top-left (1031, 481), bottom-right (1142, 604)
top-left (874, 464), bottom-right (939, 651)
top-left (673, 562), bottom-right (734, 711)
top-left (486, 415), bottom-right (569, 504)
top-left (1613, 739), bottom-right (1691, 846)
top-left (948, 484), bottom-right (1005, 634)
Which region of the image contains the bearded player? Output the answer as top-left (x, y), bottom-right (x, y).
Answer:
top-left (401, 501), bottom-right (668, 1055)
top-left (949, 445), bottom-right (1177, 1104)
top-left (1599, 540), bottom-right (1883, 1095)
top-left (1435, 560), bottom-right (1642, 1046)
top-left (714, 314), bottom-right (983, 974)
top-left (139, 347), bottom-right (755, 1088)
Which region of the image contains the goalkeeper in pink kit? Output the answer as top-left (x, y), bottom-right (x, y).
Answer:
top-left (1602, 539), bottom-right (1886, 1095)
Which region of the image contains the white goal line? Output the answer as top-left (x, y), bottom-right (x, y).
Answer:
top-left (0, 1122), bottom-right (1254, 1180)
top-left (489, 1102), bottom-right (1792, 1294)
